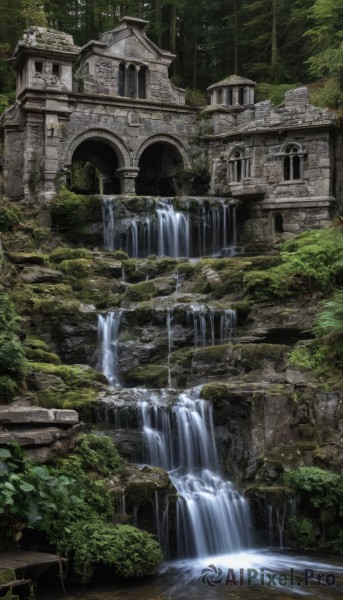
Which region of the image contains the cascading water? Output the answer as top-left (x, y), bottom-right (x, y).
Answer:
top-left (186, 306), bottom-right (237, 347)
top-left (98, 310), bottom-right (122, 385)
top-left (102, 197), bottom-right (236, 258)
top-left (139, 390), bottom-right (251, 558)
top-left (98, 306), bottom-right (251, 559)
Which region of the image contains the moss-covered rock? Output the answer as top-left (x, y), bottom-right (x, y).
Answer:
top-left (49, 247), bottom-right (93, 263)
top-left (27, 362), bottom-right (107, 388)
top-left (125, 364), bottom-right (169, 388)
top-left (7, 251), bottom-right (46, 265)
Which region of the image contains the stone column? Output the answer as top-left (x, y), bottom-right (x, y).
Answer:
top-left (116, 167), bottom-right (140, 194)
top-left (244, 86), bottom-right (250, 105)
top-left (223, 88), bottom-right (229, 106)
top-left (233, 87), bottom-right (239, 105)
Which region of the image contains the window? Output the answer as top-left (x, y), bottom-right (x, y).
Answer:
top-left (35, 61), bottom-right (43, 74)
top-left (138, 66), bottom-right (147, 99)
top-left (228, 89), bottom-right (233, 106)
top-left (118, 63), bottom-right (125, 96)
top-left (217, 88), bottom-right (223, 104)
top-left (281, 143), bottom-right (305, 181)
top-left (52, 64), bottom-right (60, 77)
top-left (127, 65), bottom-right (136, 98)
top-left (238, 87), bottom-right (244, 105)
top-left (229, 149), bottom-right (245, 182)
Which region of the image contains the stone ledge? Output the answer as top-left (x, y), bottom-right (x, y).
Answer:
top-left (0, 407), bottom-right (79, 425)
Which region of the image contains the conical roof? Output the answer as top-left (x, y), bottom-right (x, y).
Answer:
top-left (207, 74), bottom-right (256, 91)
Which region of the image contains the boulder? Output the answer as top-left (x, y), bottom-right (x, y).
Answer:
top-left (19, 266), bottom-right (63, 284)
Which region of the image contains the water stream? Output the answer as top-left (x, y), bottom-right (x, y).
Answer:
top-left (102, 197), bottom-right (236, 258)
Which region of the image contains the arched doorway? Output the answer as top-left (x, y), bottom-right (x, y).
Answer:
top-left (70, 139), bottom-right (121, 194)
top-left (136, 142), bottom-right (184, 195)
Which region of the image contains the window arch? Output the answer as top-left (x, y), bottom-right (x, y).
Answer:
top-left (118, 63), bottom-right (125, 96)
top-left (279, 142), bottom-right (306, 181)
top-left (274, 213), bottom-right (284, 233)
top-left (229, 148), bottom-right (250, 183)
top-left (138, 66), bottom-right (147, 99)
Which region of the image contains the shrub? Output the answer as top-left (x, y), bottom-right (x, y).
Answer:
top-left (0, 202), bottom-right (21, 233)
top-left (283, 467), bottom-right (343, 509)
top-left (71, 434), bottom-right (122, 475)
top-left (53, 519), bottom-right (163, 581)
top-left (287, 517), bottom-right (317, 550)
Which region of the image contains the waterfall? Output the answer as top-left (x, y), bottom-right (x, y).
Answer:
top-left (186, 306), bottom-right (236, 347)
top-left (157, 201), bottom-right (189, 258)
top-left (138, 390), bottom-right (251, 558)
top-left (102, 197), bottom-right (236, 258)
top-left (98, 310), bottom-right (122, 385)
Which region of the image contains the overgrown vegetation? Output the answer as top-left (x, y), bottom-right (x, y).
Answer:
top-left (0, 439), bottom-right (163, 581)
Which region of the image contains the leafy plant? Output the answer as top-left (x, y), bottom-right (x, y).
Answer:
top-left (0, 446), bottom-right (79, 546)
top-left (284, 467), bottom-right (343, 509)
top-left (287, 517), bottom-right (317, 550)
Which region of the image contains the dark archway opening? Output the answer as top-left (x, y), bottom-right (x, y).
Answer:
top-left (136, 142), bottom-right (183, 195)
top-left (70, 139), bottom-right (121, 194)
top-left (274, 213), bottom-right (284, 233)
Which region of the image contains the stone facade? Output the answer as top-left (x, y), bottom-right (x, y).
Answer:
top-left (0, 16), bottom-right (341, 241)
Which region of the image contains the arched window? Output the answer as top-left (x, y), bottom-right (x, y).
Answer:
top-left (274, 213), bottom-right (284, 233)
top-left (229, 149), bottom-right (245, 182)
top-left (282, 143), bottom-right (304, 181)
top-left (118, 63), bottom-right (125, 97)
top-left (127, 65), bottom-right (136, 98)
top-left (138, 66), bottom-right (147, 99)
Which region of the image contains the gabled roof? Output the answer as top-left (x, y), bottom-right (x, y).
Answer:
top-left (207, 75), bottom-right (256, 91)
top-left (96, 15), bottom-right (175, 64)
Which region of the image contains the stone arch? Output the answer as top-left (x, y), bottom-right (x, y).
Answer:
top-left (134, 135), bottom-right (191, 170)
top-left (135, 135), bottom-right (190, 196)
top-left (64, 129), bottom-right (131, 194)
top-left (64, 129), bottom-right (131, 169)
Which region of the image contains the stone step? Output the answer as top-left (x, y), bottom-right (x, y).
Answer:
top-left (0, 406), bottom-right (79, 425)
top-left (0, 425), bottom-right (80, 447)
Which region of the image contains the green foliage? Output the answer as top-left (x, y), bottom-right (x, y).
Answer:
top-left (0, 376), bottom-right (18, 401)
top-left (70, 434), bottom-right (122, 475)
top-left (311, 78), bottom-right (343, 109)
top-left (243, 226), bottom-right (343, 301)
top-left (284, 467), bottom-right (343, 509)
top-left (21, 0), bottom-right (47, 27)
top-left (0, 445), bottom-right (79, 546)
top-left (0, 295), bottom-right (26, 378)
top-left (53, 519), bottom-right (163, 581)
top-left (0, 202), bottom-right (21, 233)
top-left (255, 82), bottom-right (298, 105)
top-left (314, 291), bottom-right (343, 368)
top-left (185, 88), bottom-right (207, 106)
top-left (288, 517), bottom-right (317, 550)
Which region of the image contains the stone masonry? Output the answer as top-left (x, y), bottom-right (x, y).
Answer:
top-left (0, 16), bottom-right (341, 242)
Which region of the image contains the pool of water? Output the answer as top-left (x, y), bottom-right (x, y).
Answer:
top-left (38, 551), bottom-right (343, 600)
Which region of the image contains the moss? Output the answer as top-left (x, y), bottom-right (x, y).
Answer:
top-left (25, 347), bottom-right (61, 364)
top-left (243, 270), bottom-right (291, 301)
top-left (59, 258), bottom-right (93, 279)
top-left (51, 188), bottom-right (102, 228)
top-left (36, 388), bottom-right (99, 421)
top-left (169, 347), bottom-right (193, 366)
top-left (7, 251), bottom-right (46, 265)
top-left (49, 247), bottom-right (92, 263)
top-left (201, 383), bottom-right (229, 403)
top-left (125, 467), bottom-right (172, 506)
top-left (126, 364), bottom-right (168, 388)
top-left (245, 485), bottom-right (293, 502)
top-left (0, 569), bottom-right (16, 584)
top-left (112, 250), bottom-right (129, 260)
top-left (0, 202), bottom-right (21, 233)
top-left (125, 281), bottom-right (157, 302)
top-left (28, 362), bottom-right (107, 388)
top-left (234, 343), bottom-right (289, 367)
top-left (33, 298), bottom-right (82, 316)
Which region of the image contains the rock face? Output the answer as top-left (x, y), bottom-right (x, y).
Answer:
top-left (0, 403), bottom-right (81, 463)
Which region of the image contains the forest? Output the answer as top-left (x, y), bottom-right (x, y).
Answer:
top-left (0, 0), bottom-right (343, 108)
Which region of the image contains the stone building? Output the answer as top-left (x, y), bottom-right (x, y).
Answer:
top-left (0, 16), bottom-right (341, 242)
